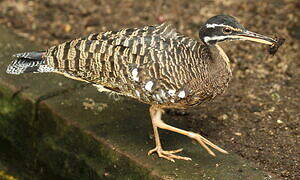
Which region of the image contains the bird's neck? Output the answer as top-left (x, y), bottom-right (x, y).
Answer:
top-left (205, 44), bottom-right (233, 94)
top-left (214, 44), bottom-right (231, 72)
top-left (206, 44), bottom-right (231, 73)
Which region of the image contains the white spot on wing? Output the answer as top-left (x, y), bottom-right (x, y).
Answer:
top-left (145, 81), bottom-right (154, 91)
top-left (135, 90), bottom-right (140, 98)
top-left (131, 68), bottom-right (139, 81)
top-left (168, 89), bottom-right (176, 96)
top-left (178, 90), bottom-right (186, 98)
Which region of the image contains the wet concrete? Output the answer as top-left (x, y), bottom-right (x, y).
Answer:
top-left (0, 26), bottom-right (278, 179)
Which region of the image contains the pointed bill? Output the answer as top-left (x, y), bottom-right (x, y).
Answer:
top-left (234, 30), bottom-right (277, 45)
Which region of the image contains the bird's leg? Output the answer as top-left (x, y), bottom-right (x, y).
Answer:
top-left (148, 106), bottom-right (192, 162)
top-left (148, 106), bottom-right (228, 161)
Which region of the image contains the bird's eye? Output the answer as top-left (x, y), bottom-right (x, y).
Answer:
top-left (222, 27), bottom-right (232, 34)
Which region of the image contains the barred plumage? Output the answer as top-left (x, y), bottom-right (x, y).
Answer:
top-left (42, 23), bottom-right (231, 108)
top-left (7, 15), bottom-right (283, 162)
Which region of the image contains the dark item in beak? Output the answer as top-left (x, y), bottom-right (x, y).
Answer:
top-left (268, 36), bottom-right (285, 55)
top-left (235, 31), bottom-right (285, 55)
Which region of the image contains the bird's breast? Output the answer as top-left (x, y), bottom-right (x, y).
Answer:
top-left (176, 45), bottom-right (233, 107)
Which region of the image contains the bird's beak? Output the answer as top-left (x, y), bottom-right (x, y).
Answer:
top-left (234, 30), bottom-right (277, 45)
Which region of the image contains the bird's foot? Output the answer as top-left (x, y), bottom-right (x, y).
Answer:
top-left (147, 147), bottom-right (192, 162)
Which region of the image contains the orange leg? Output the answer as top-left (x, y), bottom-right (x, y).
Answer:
top-left (148, 105), bottom-right (228, 162)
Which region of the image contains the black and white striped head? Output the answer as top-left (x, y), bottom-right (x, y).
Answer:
top-left (199, 15), bottom-right (276, 46)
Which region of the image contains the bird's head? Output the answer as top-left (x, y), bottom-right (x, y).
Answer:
top-left (199, 15), bottom-right (277, 46)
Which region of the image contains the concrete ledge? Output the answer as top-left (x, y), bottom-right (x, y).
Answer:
top-left (0, 26), bottom-right (276, 179)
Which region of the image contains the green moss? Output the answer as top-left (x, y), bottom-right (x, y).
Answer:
top-left (0, 170), bottom-right (18, 180)
top-left (0, 89), bottom-right (156, 180)
top-left (34, 104), bottom-right (156, 179)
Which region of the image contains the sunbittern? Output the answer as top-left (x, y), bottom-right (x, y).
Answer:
top-left (6, 15), bottom-right (284, 162)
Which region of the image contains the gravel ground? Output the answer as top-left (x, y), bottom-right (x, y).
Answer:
top-left (0, 0), bottom-right (299, 179)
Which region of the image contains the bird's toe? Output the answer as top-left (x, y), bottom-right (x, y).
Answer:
top-left (148, 147), bottom-right (192, 162)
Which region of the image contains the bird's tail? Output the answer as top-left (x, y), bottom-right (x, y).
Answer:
top-left (6, 51), bottom-right (54, 75)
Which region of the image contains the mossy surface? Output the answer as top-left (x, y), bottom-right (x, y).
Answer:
top-left (0, 170), bottom-right (18, 180)
top-left (0, 88), bottom-right (156, 180)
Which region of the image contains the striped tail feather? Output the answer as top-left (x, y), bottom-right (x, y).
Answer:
top-left (6, 51), bottom-right (55, 75)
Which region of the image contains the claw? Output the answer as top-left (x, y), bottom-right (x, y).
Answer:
top-left (148, 147), bottom-right (192, 162)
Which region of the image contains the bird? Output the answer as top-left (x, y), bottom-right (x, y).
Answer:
top-left (6, 15), bottom-right (283, 162)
